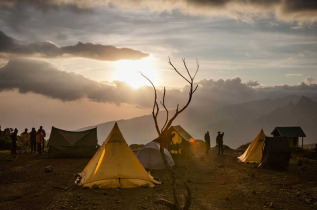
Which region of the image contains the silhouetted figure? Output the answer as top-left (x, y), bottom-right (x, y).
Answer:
top-left (216, 131), bottom-right (224, 155)
top-left (204, 131), bottom-right (210, 155)
top-left (30, 127), bottom-right (37, 153)
top-left (21, 128), bottom-right (30, 153)
top-left (37, 126), bottom-right (46, 154)
top-left (10, 128), bottom-right (18, 155)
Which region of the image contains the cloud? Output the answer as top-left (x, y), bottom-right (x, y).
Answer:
top-left (285, 73), bottom-right (303, 77)
top-left (304, 76), bottom-right (316, 85)
top-left (1, 58), bottom-right (317, 109)
top-left (245, 80), bottom-right (260, 87)
top-left (1, 0), bottom-right (316, 24)
top-left (0, 58), bottom-right (151, 105)
top-left (0, 31), bottom-right (149, 61)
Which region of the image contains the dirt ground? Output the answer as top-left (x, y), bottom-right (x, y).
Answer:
top-left (0, 147), bottom-right (316, 210)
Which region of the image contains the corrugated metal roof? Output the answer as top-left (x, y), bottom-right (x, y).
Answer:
top-left (271, 127), bottom-right (306, 137)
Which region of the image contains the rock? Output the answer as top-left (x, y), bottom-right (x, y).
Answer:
top-left (296, 191), bottom-right (301, 197)
top-left (305, 198), bottom-right (311, 204)
top-left (297, 159), bottom-right (303, 166)
top-left (225, 197), bottom-right (229, 201)
top-left (252, 190), bottom-right (256, 195)
top-left (217, 164), bottom-right (223, 168)
top-left (45, 165), bottom-right (53, 173)
top-left (269, 202), bottom-right (274, 208)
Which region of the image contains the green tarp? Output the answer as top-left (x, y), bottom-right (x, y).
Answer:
top-left (48, 127), bottom-right (98, 158)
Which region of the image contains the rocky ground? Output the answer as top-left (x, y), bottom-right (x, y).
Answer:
top-left (0, 147), bottom-right (316, 210)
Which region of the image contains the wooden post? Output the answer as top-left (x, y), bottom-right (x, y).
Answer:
top-left (302, 137), bottom-right (303, 149)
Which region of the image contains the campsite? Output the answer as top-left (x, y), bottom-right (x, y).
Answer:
top-left (0, 124), bottom-right (316, 209)
top-left (1, 1), bottom-right (317, 210)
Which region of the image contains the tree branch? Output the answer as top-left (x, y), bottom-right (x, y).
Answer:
top-left (140, 72), bottom-right (161, 136)
top-left (160, 87), bottom-right (169, 133)
top-left (182, 58), bottom-right (192, 80)
top-left (169, 57), bottom-right (190, 84)
top-left (140, 58), bottom-right (199, 210)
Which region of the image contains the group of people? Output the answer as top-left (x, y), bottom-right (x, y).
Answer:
top-left (0, 125), bottom-right (46, 155)
top-left (204, 131), bottom-right (224, 155)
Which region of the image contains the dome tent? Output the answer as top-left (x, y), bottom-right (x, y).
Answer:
top-left (137, 141), bottom-right (175, 170)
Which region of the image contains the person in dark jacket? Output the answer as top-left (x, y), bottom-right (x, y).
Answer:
top-left (30, 127), bottom-right (37, 153)
top-left (37, 126), bottom-right (46, 154)
top-left (204, 131), bottom-right (210, 155)
top-left (10, 128), bottom-right (18, 155)
top-left (216, 131), bottom-right (224, 155)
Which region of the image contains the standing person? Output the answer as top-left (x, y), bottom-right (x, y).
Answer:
top-left (10, 128), bottom-right (18, 155)
top-left (21, 128), bottom-right (30, 153)
top-left (37, 126), bottom-right (46, 154)
top-left (216, 131), bottom-right (224, 155)
top-left (204, 131), bottom-right (210, 155)
top-left (30, 127), bottom-right (37, 153)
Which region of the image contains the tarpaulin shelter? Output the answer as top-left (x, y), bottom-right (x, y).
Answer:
top-left (238, 129), bottom-right (266, 163)
top-left (167, 125), bottom-right (194, 155)
top-left (137, 141), bottom-right (175, 170)
top-left (78, 123), bottom-right (159, 188)
top-left (48, 127), bottom-right (98, 158)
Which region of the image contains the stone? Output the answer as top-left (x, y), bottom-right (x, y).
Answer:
top-left (305, 198), bottom-right (311, 204)
top-left (269, 202), bottom-right (274, 208)
top-left (45, 165), bottom-right (53, 173)
top-left (297, 159), bottom-right (303, 166)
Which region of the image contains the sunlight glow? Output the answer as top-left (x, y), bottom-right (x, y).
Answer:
top-left (114, 55), bottom-right (158, 88)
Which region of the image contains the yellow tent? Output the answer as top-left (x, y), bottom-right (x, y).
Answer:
top-left (78, 123), bottom-right (159, 188)
top-left (238, 129), bottom-right (266, 163)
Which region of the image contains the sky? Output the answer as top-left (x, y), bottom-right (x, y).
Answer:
top-left (0, 0), bottom-right (316, 133)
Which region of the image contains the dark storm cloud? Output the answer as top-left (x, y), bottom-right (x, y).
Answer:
top-left (0, 58), bottom-right (156, 105)
top-left (1, 58), bottom-right (316, 109)
top-left (0, 31), bottom-right (149, 61)
top-left (1, 0), bottom-right (316, 23)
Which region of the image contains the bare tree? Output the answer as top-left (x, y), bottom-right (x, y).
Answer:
top-left (141, 57), bottom-right (199, 210)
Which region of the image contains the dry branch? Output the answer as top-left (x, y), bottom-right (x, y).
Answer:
top-left (141, 58), bottom-right (199, 210)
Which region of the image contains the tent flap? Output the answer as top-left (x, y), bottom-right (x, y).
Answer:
top-left (238, 129), bottom-right (266, 163)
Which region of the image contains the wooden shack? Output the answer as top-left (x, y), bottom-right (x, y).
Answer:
top-left (271, 127), bottom-right (306, 148)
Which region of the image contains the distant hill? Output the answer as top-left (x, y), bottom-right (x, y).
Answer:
top-left (81, 95), bottom-right (317, 148)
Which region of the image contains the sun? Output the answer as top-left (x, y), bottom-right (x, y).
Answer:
top-left (113, 55), bottom-right (158, 88)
